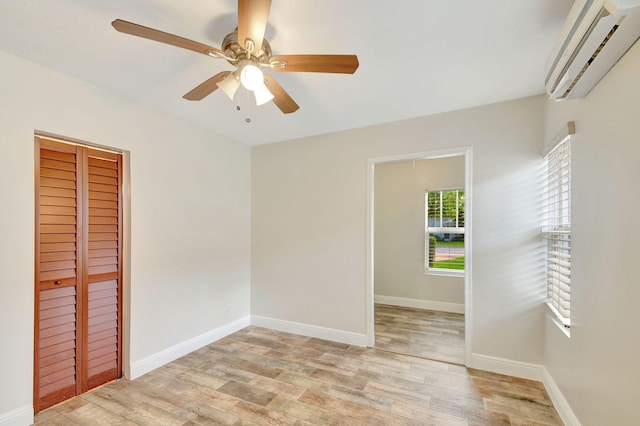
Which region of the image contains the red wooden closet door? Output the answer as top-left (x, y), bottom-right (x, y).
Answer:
top-left (34, 138), bottom-right (122, 412)
top-left (84, 149), bottom-right (122, 389)
top-left (35, 140), bottom-right (83, 411)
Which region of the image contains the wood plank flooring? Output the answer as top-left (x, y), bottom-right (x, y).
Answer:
top-left (374, 304), bottom-right (465, 365)
top-left (35, 326), bottom-right (562, 425)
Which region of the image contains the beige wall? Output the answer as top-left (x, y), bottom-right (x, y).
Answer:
top-left (374, 158), bottom-right (465, 305)
top-left (252, 94), bottom-right (546, 363)
top-left (5, 30), bottom-right (637, 425)
top-left (543, 41), bottom-right (640, 425)
top-left (0, 50), bottom-right (251, 420)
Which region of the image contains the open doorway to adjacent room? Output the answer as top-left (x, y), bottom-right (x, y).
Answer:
top-left (367, 148), bottom-right (471, 366)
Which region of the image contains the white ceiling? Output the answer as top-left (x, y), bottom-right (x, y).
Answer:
top-left (0, 0), bottom-right (572, 146)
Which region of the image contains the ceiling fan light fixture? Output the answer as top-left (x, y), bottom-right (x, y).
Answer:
top-left (111, 0), bottom-right (359, 115)
top-left (240, 64), bottom-right (264, 91)
top-left (253, 83), bottom-right (274, 106)
top-left (217, 72), bottom-right (240, 100)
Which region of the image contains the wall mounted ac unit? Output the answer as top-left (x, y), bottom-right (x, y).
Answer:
top-left (545, 0), bottom-right (640, 100)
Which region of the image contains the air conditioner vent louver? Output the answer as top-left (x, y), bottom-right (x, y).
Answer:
top-left (545, 0), bottom-right (640, 101)
top-left (560, 24), bottom-right (620, 99)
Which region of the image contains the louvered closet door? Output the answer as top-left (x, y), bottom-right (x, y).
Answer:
top-left (35, 138), bottom-right (122, 412)
top-left (35, 141), bottom-right (83, 411)
top-left (85, 149), bottom-right (122, 389)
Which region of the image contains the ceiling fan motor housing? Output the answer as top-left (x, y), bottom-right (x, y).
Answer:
top-left (222, 31), bottom-right (272, 65)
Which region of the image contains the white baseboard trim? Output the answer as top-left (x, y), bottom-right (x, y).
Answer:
top-left (471, 354), bottom-right (580, 424)
top-left (0, 405), bottom-right (33, 426)
top-left (470, 353), bottom-right (544, 381)
top-left (251, 315), bottom-right (368, 347)
top-left (130, 315), bottom-right (250, 379)
top-left (542, 368), bottom-right (581, 426)
top-left (374, 295), bottom-right (464, 314)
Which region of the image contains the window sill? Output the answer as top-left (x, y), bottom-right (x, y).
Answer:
top-left (425, 268), bottom-right (465, 278)
top-left (546, 304), bottom-right (571, 338)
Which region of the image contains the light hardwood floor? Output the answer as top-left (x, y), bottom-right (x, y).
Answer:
top-left (35, 326), bottom-right (562, 425)
top-left (374, 304), bottom-right (465, 365)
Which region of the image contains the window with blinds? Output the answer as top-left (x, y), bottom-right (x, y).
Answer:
top-left (543, 131), bottom-right (572, 329)
top-left (425, 189), bottom-right (465, 273)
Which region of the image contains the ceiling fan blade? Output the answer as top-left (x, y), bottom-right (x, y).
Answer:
top-left (270, 55), bottom-right (359, 74)
top-left (183, 71), bottom-right (231, 100)
top-left (263, 75), bottom-right (299, 114)
top-left (237, 0), bottom-right (271, 54)
top-left (112, 19), bottom-right (226, 58)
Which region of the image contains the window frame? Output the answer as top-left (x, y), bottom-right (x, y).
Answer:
top-left (425, 188), bottom-right (465, 276)
top-left (542, 122), bottom-right (574, 334)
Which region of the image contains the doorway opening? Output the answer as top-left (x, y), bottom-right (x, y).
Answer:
top-left (366, 147), bottom-right (472, 366)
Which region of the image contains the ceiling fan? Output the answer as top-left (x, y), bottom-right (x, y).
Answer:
top-left (112, 0), bottom-right (359, 114)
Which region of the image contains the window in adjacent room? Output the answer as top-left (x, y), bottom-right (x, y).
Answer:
top-left (543, 123), bottom-right (573, 331)
top-left (425, 189), bottom-right (465, 274)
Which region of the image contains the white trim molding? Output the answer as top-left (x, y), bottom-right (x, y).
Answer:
top-left (129, 315), bottom-right (250, 379)
top-left (366, 146), bottom-right (473, 363)
top-left (0, 405), bottom-right (33, 426)
top-left (374, 295), bottom-right (464, 314)
top-left (470, 353), bottom-right (580, 425)
top-left (542, 368), bottom-right (582, 426)
top-left (470, 353), bottom-right (545, 381)
top-left (251, 316), bottom-right (368, 347)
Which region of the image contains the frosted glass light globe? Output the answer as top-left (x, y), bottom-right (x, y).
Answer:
top-left (240, 64), bottom-right (264, 91)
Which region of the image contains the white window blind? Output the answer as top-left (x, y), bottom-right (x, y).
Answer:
top-left (543, 124), bottom-right (573, 328)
